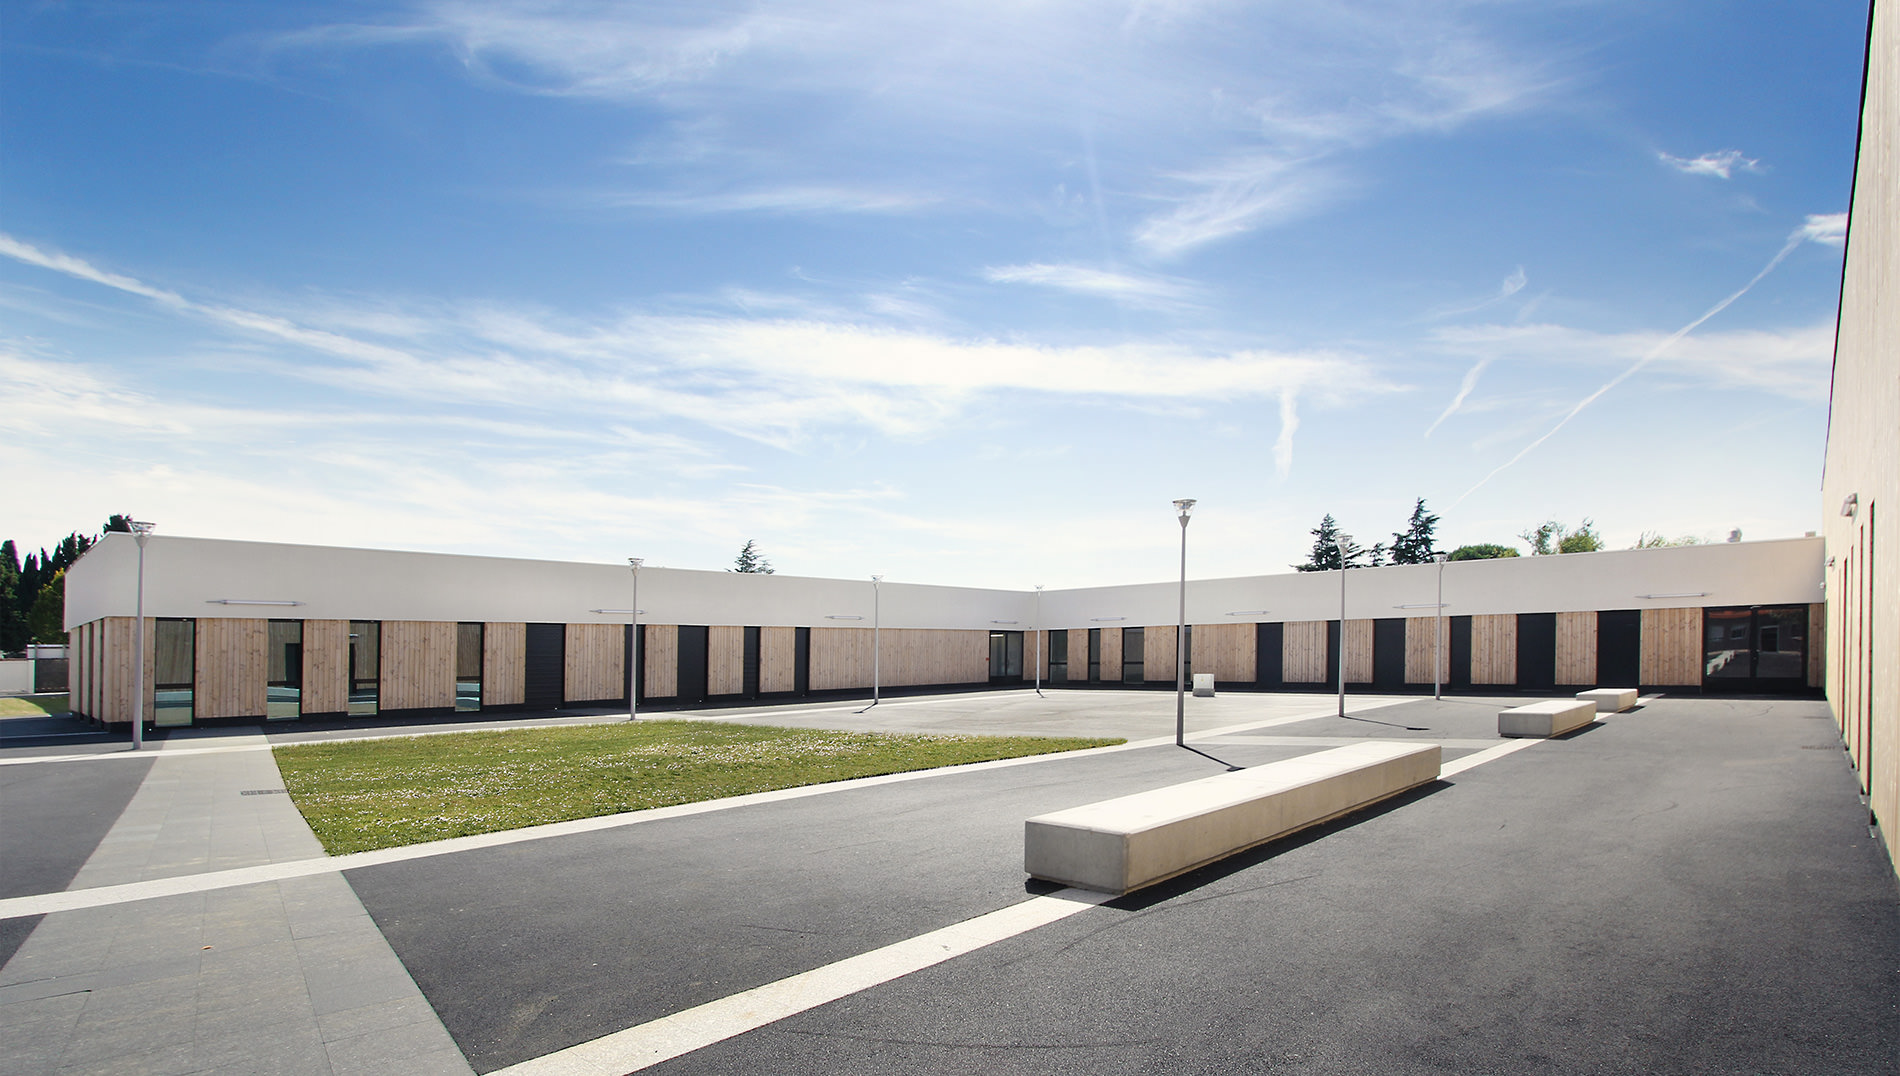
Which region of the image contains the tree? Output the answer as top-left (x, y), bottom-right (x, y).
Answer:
top-left (27, 569), bottom-right (64, 644)
top-left (1448, 543), bottom-right (1520, 561)
top-left (1294, 515), bottom-right (1368, 571)
top-left (0, 540), bottom-right (21, 654)
top-left (1387, 498), bottom-right (1440, 565)
top-left (730, 539), bottom-right (775, 574)
top-left (1633, 531), bottom-right (1703, 548)
top-left (1520, 519), bottom-right (1603, 555)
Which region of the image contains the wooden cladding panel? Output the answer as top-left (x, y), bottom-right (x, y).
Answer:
top-left (483, 622), bottom-right (525, 707)
top-left (1342, 620), bottom-right (1373, 683)
top-left (1067, 630), bottom-right (1089, 677)
top-left (708, 626), bottom-right (746, 695)
top-left (302, 620), bottom-right (350, 714)
top-left (1404, 617), bottom-right (1450, 684)
top-left (98, 617), bottom-right (154, 724)
top-left (1143, 626), bottom-right (1178, 682)
top-left (1023, 631), bottom-right (1047, 681)
top-left (1641, 607), bottom-right (1703, 686)
top-left (887, 629), bottom-right (988, 686)
top-left (1470, 614), bottom-right (1518, 685)
top-left (1808, 602), bottom-right (1826, 688)
top-left (1099, 627), bottom-right (1123, 679)
top-left (810, 627), bottom-right (871, 690)
top-left (760, 627), bottom-right (797, 693)
top-left (195, 618), bottom-right (267, 720)
top-left (383, 621), bottom-right (457, 711)
top-left (565, 623), bottom-right (625, 703)
top-left (644, 625), bottom-right (679, 698)
top-left (1555, 612), bottom-right (1598, 685)
top-left (1282, 621), bottom-right (1327, 683)
top-left (1194, 623), bottom-right (1255, 682)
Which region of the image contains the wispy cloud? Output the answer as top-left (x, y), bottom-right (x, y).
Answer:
top-left (982, 263), bottom-right (1197, 308)
top-left (1798, 211), bottom-right (1847, 246)
top-left (1429, 266), bottom-right (1527, 321)
top-left (602, 186), bottom-right (941, 215)
top-left (1658, 149), bottom-right (1762, 179)
top-left (1133, 155), bottom-right (1345, 258)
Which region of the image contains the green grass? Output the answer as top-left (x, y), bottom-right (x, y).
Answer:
top-left (0, 693), bottom-right (68, 717)
top-left (276, 719), bottom-right (1122, 855)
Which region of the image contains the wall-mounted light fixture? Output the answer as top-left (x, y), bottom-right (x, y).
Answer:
top-left (1635, 592), bottom-right (1709, 600)
top-left (1393, 603), bottom-right (1448, 610)
top-left (207, 599), bottom-right (304, 606)
top-left (590, 608), bottom-right (644, 615)
top-left (826, 614), bottom-right (864, 620)
top-left (990, 619), bottom-right (1019, 625)
top-left (1089, 616), bottom-right (1126, 622)
top-left (1842, 493), bottom-right (1860, 519)
top-left (1225, 610), bottom-right (1270, 617)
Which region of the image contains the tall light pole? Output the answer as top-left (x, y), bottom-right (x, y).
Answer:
top-left (1336, 536), bottom-right (1348, 719)
top-left (628, 558), bottom-right (643, 721)
top-left (860, 574), bottom-right (882, 711)
top-left (1034, 585), bottom-right (1044, 698)
top-left (1432, 552), bottom-right (1449, 701)
top-left (130, 521), bottom-right (154, 750)
top-left (1174, 498), bottom-right (1195, 747)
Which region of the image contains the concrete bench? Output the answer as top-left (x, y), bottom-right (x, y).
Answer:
top-left (1024, 741), bottom-right (1440, 895)
top-left (1192, 673), bottom-right (1216, 697)
top-left (1499, 699), bottom-right (1598, 738)
top-left (1576, 688), bottom-right (1638, 713)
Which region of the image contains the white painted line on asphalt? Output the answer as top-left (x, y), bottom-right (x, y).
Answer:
top-left (486, 888), bottom-right (1116, 1076)
top-left (0, 742), bottom-right (274, 766)
top-left (1439, 737), bottom-right (1543, 776)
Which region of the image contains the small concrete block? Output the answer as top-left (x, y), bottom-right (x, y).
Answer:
top-left (1026, 741), bottom-right (1441, 895)
top-left (1499, 699), bottom-right (1598, 738)
top-left (1576, 687), bottom-right (1639, 713)
top-left (1192, 673), bottom-right (1216, 697)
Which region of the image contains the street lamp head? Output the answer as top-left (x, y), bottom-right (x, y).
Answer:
top-left (1173, 498), bottom-right (1196, 523)
top-left (130, 520), bottom-right (155, 547)
top-left (870, 574), bottom-right (883, 584)
top-left (1432, 552), bottom-right (1449, 564)
top-left (628, 557), bottom-right (644, 570)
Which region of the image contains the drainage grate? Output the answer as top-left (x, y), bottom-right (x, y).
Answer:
top-left (240, 788), bottom-right (289, 796)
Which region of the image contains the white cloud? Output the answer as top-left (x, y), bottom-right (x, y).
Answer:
top-left (603, 186), bottom-right (940, 215)
top-left (1434, 321), bottom-right (1833, 403)
top-left (1658, 149), bottom-right (1762, 179)
top-left (1798, 211), bottom-right (1847, 246)
top-left (982, 263), bottom-right (1197, 308)
top-left (1133, 155), bottom-right (1345, 258)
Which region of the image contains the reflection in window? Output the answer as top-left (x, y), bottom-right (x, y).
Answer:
top-left (457, 622), bottom-right (483, 713)
top-left (267, 620), bottom-right (302, 721)
top-left (349, 621), bottom-right (379, 716)
top-left (1704, 608), bottom-right (1751, 679)
top-left (154, 618), bottom-right (194, 726)
top-left (1048, 631), bottom-right (1068, 684)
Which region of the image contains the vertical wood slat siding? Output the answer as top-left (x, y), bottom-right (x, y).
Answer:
top-left (1144, 626), bottom-right (1177, 682)
top-left (1194, 623), bottom-right (1255, 682)
top-left (644, 625), bottom-right (679, 698)
top-left (708, 625), bottom-right (746, 695)
top-left (1282, 621), bottom-right (1328, 683)
top-left (759, 627), bottom-right (797, 693)
top-left (808, 628), bottom-right (990, 690)
top-left (565, 624), bottom-right (625, 703)
top-left (1470, 614), bottom-right (1518, 685)
top-left (99, 617), bottom-right (152, 725)
top-left (1403, 617), bottom-right (1450, 684)
top-left (1098, 627), bottom-right (1123, 680)
top-left (194, 618), bottom-right (267, 719)
top-left (382, 621), bottom-right (457, 711)
top-left (1555, 612), bottom-right (1597, 685)
top-left (1342, 620), bottom-right (1373, 683)
top-left (483, 622), bottom-right (526, 707)
top-left (1808, 602), bottom-right (1826, 688)
top-left (1067, 630), bottom-right (1089, 678)
top-left (1023, 631), bottom-right (1048, 681)
top-left (809, 627), bottom-right (871, 690)
top-left (303, 620), bottom-right (351, 714)
top-left (1641, 607), bottom-right (1703, 686)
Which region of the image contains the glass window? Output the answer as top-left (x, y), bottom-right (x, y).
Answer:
top-left (1048, 631), bottom-right (1068, 683)
top-left (349, 621), bottom-right (380, 716)
top-left (153, 618), bottom-right (194, 726)
top-left (1122, 627), bottom-right (1145, 683)
top-left (456, 622), bottom-right (483, 712)
top-left (267, 620), bottom-right (302, 721)
top-left (1754, 607), bottom-right (1807, 681)
top-left (1088, 628), bottom-right (1101, 682)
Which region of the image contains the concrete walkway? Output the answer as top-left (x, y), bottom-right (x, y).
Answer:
top-left (0, 731), bottom-right (469, 1076)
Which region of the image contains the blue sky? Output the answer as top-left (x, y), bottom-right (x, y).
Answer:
top-left (1, 1), bottom-right (1865, 587)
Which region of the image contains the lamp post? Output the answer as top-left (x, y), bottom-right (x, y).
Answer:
top-left (129, 521), bottom-right (154, 750)
top-left (628, 558), bottom-right (643, 721)
top-left (1174, 498), bottom-right (1195, 747)
top-left (1336, 537), bottom-right (1348, 720)
top-left (866, 575), bottom-right (883, 710)
top-left (1034, 584), bottom-right (1044, 698)
top-left (1432, 553), bottom-right (1449, 701)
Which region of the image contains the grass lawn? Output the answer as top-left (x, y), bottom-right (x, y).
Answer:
top-left (0, 693), bottom-right (68, 718)
top-left (276, 719), bottom-right (1122, 854)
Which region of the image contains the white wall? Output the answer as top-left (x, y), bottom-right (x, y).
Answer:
top-left (0, 660), bottom-right (35, 697)
top-left (68, 532), bottom-right (1822, 634)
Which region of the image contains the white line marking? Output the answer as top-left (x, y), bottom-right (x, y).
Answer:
top-left (1439, 737), bottom-right (1543, 776)
top-left (486, 889), bottom-right (1114, 1076)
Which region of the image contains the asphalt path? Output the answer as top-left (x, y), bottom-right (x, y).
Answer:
top-left (347, 695), bottom-right (1900, 1075)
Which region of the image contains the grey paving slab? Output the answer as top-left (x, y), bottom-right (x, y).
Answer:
top-left (0, 735), bottom-right (471, 1076)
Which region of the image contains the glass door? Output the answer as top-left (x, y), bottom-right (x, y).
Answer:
top-left (1702, 606), bottom-right (1809, 693)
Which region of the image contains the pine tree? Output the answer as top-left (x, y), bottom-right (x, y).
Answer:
top-left (27, 569), bottom-right (64, 644)
top-left (1294, 515), bottom-right (1366, 571)
top-left (731, 539), bottom-right (775, 574)
top-left (0, 540), bottom-right (21, 654)
top-left (1387, 497), bottom-right (1440, 564)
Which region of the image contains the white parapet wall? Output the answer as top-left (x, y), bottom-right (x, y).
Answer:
top-left (0, 659), bottom-right (35, 697)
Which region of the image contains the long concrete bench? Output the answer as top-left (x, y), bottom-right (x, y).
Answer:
top-left (1499, 699), bottom-right (1597, 738)
top-left (1024, 741), bottom-right (1441, 895)
top-left (1576, 687), bottom-right (1639, 713)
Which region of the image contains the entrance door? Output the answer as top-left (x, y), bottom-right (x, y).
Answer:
top-left (989, 631), bottom-right (1024, 684)
top-left (1703, 606), bottom-right (1809, 693)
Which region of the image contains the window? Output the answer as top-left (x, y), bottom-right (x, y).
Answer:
top-left (349, 621), bottom-right (380, 716)
top-left (1087, 628), bottom-right (1101, 682)
top-left (154, 618), bottom-right (194, 726)
top-left (267, 620), bottom-right (302, 721)
top-left (1048, 631), bottom-right (1068, 684)
top-left (1122, 627), bottom-right (1145, 683)
top-left (457, 622), bottom-right (483, 712)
